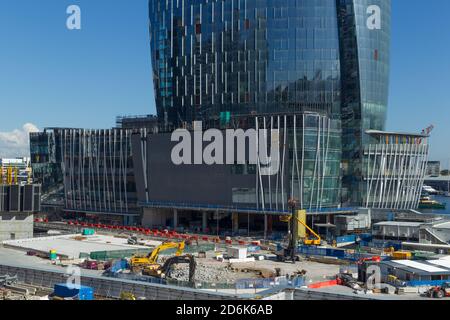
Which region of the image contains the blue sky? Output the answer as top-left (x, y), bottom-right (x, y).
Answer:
top-left (0, 0), bottom-right (449, 165)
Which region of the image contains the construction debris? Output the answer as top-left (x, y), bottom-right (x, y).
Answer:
top-left (168, 263), bottom-right (238, 283)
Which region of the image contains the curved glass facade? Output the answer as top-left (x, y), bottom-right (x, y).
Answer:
top-left (149, 0), bottom-right (342, 128)
top-left (337, 0), bottom-right (391, 205)
top-left (149, 0), bottom-right (392, 209)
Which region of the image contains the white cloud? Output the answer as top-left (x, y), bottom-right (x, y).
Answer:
top-left (0, 123), bottom-right (39, 158)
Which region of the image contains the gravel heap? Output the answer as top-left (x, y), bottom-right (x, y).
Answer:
top-left (168, 263), bottom-right (238, 283)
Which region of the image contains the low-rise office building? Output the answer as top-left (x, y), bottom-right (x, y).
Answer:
top-left (380, 258), bottom-right (450, 283)
top-left (0, 184), bottom-right (41, 241)
top-left (373, 221), bottom-right (422, 242)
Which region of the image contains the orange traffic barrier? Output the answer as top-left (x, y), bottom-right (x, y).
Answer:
top-left (308, 279), bottom-right (338, 289)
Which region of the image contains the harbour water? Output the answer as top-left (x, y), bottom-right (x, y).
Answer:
top-left (420, 195), bottom-right (450, 215)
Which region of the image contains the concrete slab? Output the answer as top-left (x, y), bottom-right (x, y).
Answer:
top-left (2, 234), bottom-right (160, 259)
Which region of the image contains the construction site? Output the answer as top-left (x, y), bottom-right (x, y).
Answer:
top-left (2, 202), bottom-right (450, 301)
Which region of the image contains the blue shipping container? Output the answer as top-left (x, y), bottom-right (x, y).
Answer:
top-left (336, 235), bottom-right (356, 244)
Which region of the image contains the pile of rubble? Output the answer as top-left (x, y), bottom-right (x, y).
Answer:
top-left (169, 264), bottom-right (239, 283)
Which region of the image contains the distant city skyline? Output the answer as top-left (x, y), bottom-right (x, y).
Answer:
top-left (0, 0), bottom-right (449, 164)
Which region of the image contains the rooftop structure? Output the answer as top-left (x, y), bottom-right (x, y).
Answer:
top-left (380, 257), bottom-right (450, 282)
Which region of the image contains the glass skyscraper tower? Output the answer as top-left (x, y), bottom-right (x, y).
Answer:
top-left (148, 0), bottom-right (420, 210)
top-left (337, 0), bottom-right (391, 205)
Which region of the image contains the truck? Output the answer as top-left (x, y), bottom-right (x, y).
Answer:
top-left (427, 282), bottom-right (450, 299)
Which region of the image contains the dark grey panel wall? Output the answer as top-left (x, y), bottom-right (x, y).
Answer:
top-left (23, 185), bottom-right (34, 212)
top-left (0, 185), bottom-right (40, 213)
top-left (144, 133), bottom-right (256, 206)
top-left (9, 185), bottom-right (20, 212)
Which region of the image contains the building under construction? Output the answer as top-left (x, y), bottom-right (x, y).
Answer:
top-left (0, 158), bottom-right (32, 186)
top-left (0, 184), bottom-right (41, 241)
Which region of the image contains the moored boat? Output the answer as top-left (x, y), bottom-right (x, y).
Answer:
top-left (419, 200), bottom-right (447, 210)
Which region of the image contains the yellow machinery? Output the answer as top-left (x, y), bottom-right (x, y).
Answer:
top-left (391, 251), bottom-right (412, 260)
top-left (7, 166), bottom-right (13, 185)
top-left (280, 212), bottom-right (321, 246)
top-left (120, 292), bottom-right (136, 300)
top-left (2, 166), bottom-right (19, 185)
top-left (130, 241), bottom-right (185, 275)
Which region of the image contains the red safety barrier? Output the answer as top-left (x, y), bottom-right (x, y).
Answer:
top-left (308, 280), bottom-right (338, 289)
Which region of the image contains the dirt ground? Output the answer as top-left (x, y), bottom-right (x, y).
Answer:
top-left (167, 250), bottom-right (340, 283)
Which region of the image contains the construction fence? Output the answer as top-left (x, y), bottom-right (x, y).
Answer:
top-left (297, 245), bottom-right (384, 262)
top-left (106, 272), bottom-right (306, 291)
top-left (0, 263), bottom-right (239, 300)
top-left (81, 244), bottom-right (217, 261)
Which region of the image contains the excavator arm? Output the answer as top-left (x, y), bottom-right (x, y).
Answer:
top-left (147, 241), bottom-right (186, 264)
top-left (131, 241), bottom-right (186, 269)
top-left (161, 255), bottom-right (196, 283)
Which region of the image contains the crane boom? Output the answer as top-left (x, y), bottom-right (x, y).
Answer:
top-left (280, 214), bottom-right (321, 246)
top-left (293, 216), bottom-right (321, 245)
top-left (421, 125), bottom-right (434, 136)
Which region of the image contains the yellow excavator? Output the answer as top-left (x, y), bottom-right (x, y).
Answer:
top-left (130, 241), bottom-right (186, 275)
